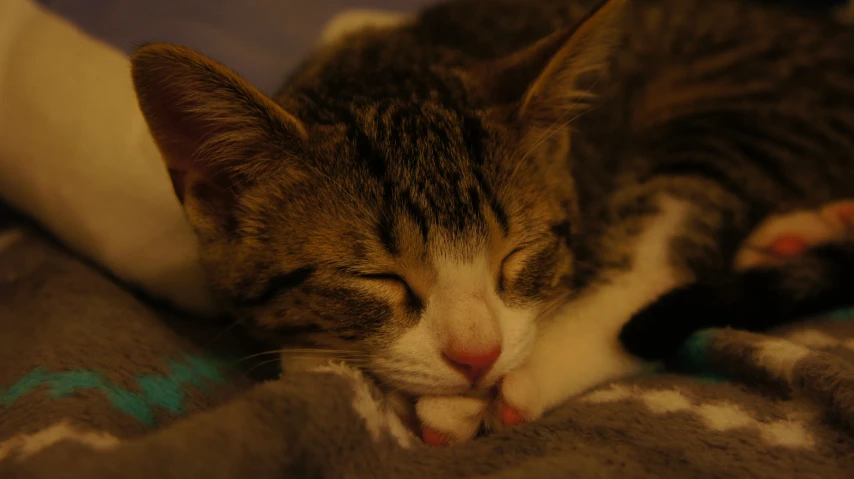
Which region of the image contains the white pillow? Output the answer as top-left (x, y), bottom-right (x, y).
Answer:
top-left (0, 2), bottom-right (412, 318)
top-left (0, 0), bottom-right (218, 316)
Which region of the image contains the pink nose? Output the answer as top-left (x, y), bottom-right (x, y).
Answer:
top-left (443, 347), bottom-right (501, 383)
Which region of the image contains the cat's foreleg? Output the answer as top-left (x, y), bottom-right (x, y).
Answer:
top-left (416, 395), bottom-right (489, 445)
top-left (496, 195), bottom-right (692, 423)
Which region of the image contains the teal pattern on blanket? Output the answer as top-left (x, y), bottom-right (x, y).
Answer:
top-left (0, 355), bottom-right (227, 427)
top-left (676, 329), bottom-right (728, 382)
top-left (674, 307), bottom-right (854, 382)
top-left (826, 307), bottom-right (854, 321)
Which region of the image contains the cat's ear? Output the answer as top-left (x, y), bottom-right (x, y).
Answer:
top-left (466, 0), bottom-right (626, 128)
top-left (131, 44), bottom-right (307, 212)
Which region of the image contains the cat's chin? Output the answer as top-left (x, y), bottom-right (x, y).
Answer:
top-left (375, 374), bottom-right (498, 398)
top-left (392, 382), bottom-right (472, 397)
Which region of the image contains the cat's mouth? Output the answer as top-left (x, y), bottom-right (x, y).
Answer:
top-left (385, 380), bottom-right (472, 397)
top-left (369, 369), bottom-right (500, 397)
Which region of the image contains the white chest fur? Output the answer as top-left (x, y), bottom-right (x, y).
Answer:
top-left (503, 196), bottom-right (690, 414)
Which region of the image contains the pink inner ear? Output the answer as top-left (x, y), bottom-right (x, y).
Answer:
top-left (156, 128), bottom-right (208, 204)
top-left (135, 46), bottom-right (306, 211)
top-left (148, 89), bottom-right (228, 204)
top-left (164, 145), bottom-right (236, 211)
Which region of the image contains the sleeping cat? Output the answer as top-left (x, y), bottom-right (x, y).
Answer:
top-left (129, 0), bottom-right (854, 444)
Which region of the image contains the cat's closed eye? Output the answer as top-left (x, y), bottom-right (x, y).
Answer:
top-left (357, 273), bottom-right (421, 308)
top-left (499, 247), bottom-right (527, 290)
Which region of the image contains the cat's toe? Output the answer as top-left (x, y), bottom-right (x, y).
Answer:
top-left (496, 368), bottom-right (544, 425)
top-left (498, 402), bottom-right (525, 426)
top-left (421, 426), bottom-right (453, 446)
top-left (820, 200), bottom-right (854, 231)
top-left (415, 395), bottom-right (487, 445)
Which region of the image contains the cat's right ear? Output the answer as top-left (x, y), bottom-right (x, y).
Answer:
top-left (131, 44), bottom-right (307, 215)
top-left (463, 0), bottom-right (627, 129)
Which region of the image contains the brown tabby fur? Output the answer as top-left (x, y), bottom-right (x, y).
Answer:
top-left (131, 0), bottom-right (854, 374)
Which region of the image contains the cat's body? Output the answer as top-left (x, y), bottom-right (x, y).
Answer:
top-left (130, 0), bottom-right (854, 443)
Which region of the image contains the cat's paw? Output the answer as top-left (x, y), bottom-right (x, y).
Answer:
top-left (494, 366), bottom-right (545, 427)
top-left (415, 371), bottom-right (546, 444)
top-left (736, 200), bottom-right (854, 269)
top-left (415, 395), bottom-right (488, 446)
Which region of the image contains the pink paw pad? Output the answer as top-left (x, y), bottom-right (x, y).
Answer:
top-left (500, 404), bottom-right (525, 426)
top-left (421, 427), bottom-right (452, 447)
top-left (766, 234), bottom-right (808, 258)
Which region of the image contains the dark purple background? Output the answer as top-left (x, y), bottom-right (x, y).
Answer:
top-left (36, 0), bottom-right (435, 93)
top-left (35, 0), bottom-right (849, 93)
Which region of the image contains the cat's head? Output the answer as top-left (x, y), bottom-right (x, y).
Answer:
top-left (130, 0), bottom-right (625, 396)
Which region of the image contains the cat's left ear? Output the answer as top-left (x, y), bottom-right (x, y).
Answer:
top-left (131, 44), bottom-right (308, 212)
top-left (465, 0), bottom-right (627, 130)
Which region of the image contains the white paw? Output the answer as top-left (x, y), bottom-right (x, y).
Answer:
top-left (496, 367), bottom-right (544, 426)
top-left (735, 200), bottom-right (854, 270)
top-left (416, 395), bottom-right (488, 445)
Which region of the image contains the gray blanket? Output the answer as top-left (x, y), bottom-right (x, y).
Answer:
top-left (2, 208), bottom-right (854, 478)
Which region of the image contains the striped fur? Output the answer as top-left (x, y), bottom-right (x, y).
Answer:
top-left (131, 0), bottom-right (854, 404)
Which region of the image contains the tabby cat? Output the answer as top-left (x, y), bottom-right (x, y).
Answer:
top-left (130, 0), bottom-right (854, 444)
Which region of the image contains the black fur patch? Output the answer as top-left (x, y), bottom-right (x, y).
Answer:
top-left (620, 243), bottom-right (854, 364)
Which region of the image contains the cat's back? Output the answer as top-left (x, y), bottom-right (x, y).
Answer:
top-left (409, 0), bottom-right (596, 60)
top-left (280, 0), bottom-right (853, 108)
top-left (589, 0), bottom-right (854, 213)
top-left (276, 0), bottom-right (601, 117)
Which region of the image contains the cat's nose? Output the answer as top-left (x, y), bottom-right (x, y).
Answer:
top-left (442, 346), bottom-right (501, 383)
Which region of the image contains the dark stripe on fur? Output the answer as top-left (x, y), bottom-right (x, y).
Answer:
top-left (234, 267), bottom-right (315, 307)
top-left (314, 286), bottom-right (395, 340)
top-left (350, 124), bottom-right (388, 180)
top-left (472, 167), bottom-right (510, 233)
top-left (377, 214), bottom-right (399, 255)
top-left (551, 220), bottom-right (573, 247)
top-left (274, 323), bottom-right (327, 337)
top-left (644, 160), bottom-right (750, 202)
top-left (462, 112), bottom-right (487, 166)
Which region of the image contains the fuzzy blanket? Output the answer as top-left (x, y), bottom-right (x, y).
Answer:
top-left (4, 1), bottom-right (854, 477)
top-left (2, 210), bottom-right (854, 479)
